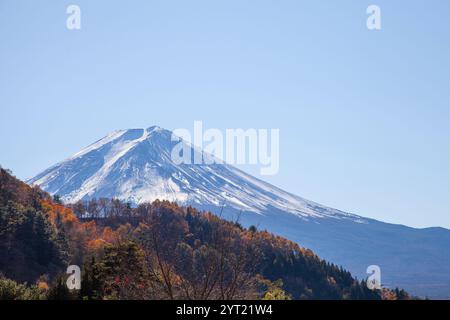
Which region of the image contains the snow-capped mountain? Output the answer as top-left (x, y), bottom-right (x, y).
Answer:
top-left (28, 126), bottom-right (450, 298)
top-left (29, 126), bottom-right (362, 222)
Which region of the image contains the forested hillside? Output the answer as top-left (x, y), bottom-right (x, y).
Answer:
top-left (0, 168), bottom-right (68, 284)
top-left (0, 167), bottom-right (409, 300)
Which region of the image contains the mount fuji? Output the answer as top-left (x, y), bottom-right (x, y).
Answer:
top-left (28, 126), bottom-right (450, 298)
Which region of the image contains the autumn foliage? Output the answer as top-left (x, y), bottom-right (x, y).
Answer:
top-left (0, 167), bottom-right (411, 300)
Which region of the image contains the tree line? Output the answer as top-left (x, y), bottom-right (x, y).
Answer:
top-left (0, 167), bottom-right (411, 300)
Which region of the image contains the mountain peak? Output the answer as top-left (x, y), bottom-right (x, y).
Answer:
top-left (28, 126), bottom-right (359, 221)
top-left (26, 127), bottom-right (450, 298)
top-left (146, 125), bottom-right (163, 132)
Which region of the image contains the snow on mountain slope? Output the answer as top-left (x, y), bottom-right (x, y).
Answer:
top-left (28, 126), bottom-right (450, 298)
top-left (28, 126), bottom-right (363, 222)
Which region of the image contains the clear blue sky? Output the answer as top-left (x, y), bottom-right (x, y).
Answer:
top-left (1, 0), bottom-right (449, 228)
